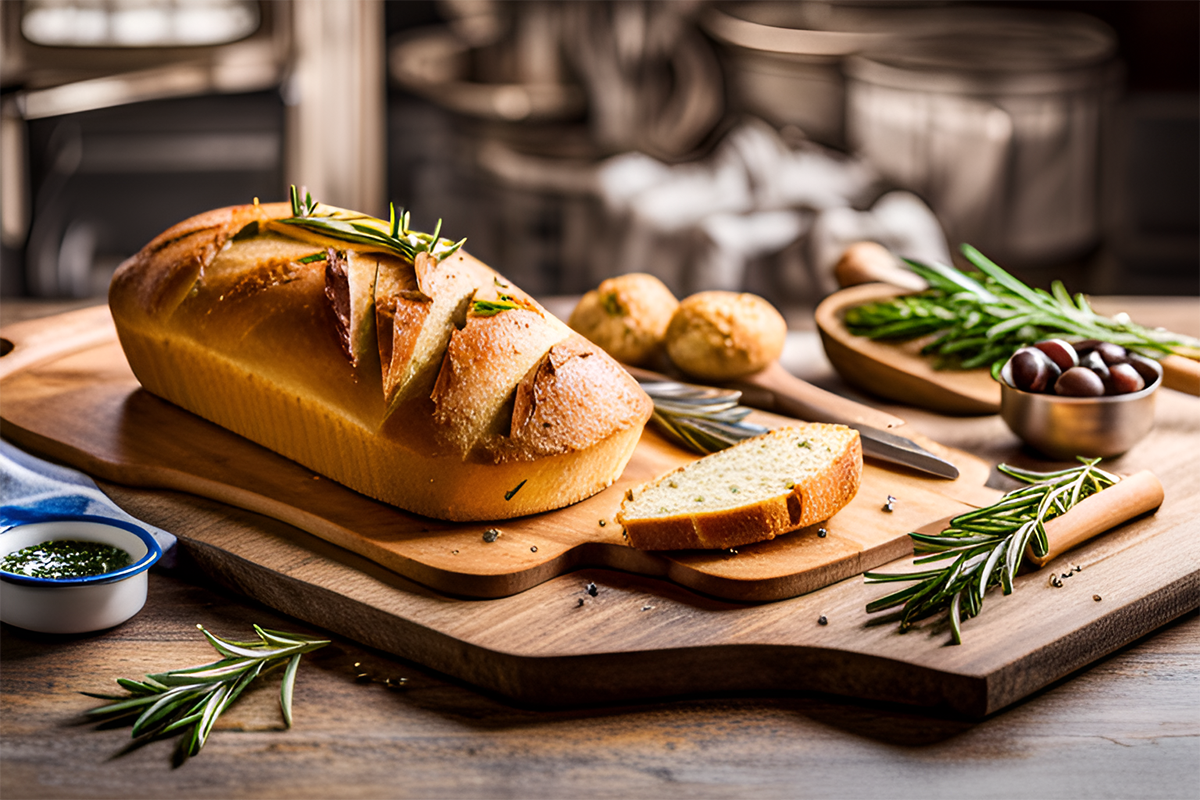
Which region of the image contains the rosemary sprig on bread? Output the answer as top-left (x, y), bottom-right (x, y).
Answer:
top-left (280, 185), bottom-right (466, 264)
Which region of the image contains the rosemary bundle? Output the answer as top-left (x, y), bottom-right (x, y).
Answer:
top-left (279, 186), bottom-right (465, 264)
top-left (641, 381), bottom-right (768, 454)
top-left (84, 625), bottom-right (329, 758)
top-left (843, 244), bottom-right (1200, 374)
top-left (864, 458), bottom-right (1119, 644)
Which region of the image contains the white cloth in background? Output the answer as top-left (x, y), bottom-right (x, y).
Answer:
top-left (594, 118), bottom-right (950, 299)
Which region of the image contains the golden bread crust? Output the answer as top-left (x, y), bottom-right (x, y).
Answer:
top-left (568, 273), bottom-right (679, 366)
top-left (665, 291), bottom-right (788, 381)
top-left (109, 202), bottom-right (652, 521)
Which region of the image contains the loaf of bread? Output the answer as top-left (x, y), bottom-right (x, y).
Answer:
top-left (616, 424), bottom-right (862, 550)
top-left (108, 199), bottom-right (653, 521)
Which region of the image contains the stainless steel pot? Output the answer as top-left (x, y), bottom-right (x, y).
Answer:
top-left (845, 9), bottom-right (1119, 267)
top-left (701, 1), bottom-right (921, 148)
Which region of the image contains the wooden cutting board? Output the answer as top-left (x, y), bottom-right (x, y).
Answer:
top-left (815, 284), bottom-right (1200, 415)
top-left (0, 306), bottom-right (996, 602)
top-left (3, 306), bottom-right (1199, 717)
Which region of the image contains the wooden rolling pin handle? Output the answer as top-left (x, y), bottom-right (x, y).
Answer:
top-left (833, 242), bottom-right (927, 292)
top-left (1160, 355), bottom-right (1200, 396)
top-left (1026, 470), bottom-right (1165, 569)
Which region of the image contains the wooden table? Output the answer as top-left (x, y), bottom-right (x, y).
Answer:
top-left (3, 297), bottom-right (1198, 800)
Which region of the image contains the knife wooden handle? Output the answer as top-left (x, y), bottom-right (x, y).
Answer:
top-left (1027, 470), bottom-right (1164, 568)
top-left (732, 362), bottom-right (906, 430)
top-left (1161, 355), bottom-right (1200, 396)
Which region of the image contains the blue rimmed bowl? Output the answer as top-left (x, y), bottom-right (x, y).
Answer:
top-left (0, 516), bottom-right (162, 633)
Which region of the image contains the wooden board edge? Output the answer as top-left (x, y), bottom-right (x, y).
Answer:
top-left (983, 568), bottom-right (1200, 715)
top-left (179, 534), bottom-right (998, 715)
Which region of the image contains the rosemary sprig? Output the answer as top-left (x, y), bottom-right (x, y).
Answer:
top-left (472, 293), bottom-right (539, 317)
top-left (843, 244), bottom-right (1200, 374)
top-left (84, 624), bottom-right (330, 758)
top-left (279, 186), bottom-right (465, 264)
top-left (641, 381), bottom-right (768, 454)
top-left (864, 458), bottom-right (1119, 644)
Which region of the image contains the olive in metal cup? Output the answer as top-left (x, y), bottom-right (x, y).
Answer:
top-left (998, 358), bottom-right (1162, 459)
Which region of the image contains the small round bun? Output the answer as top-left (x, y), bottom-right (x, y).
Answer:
top-left (569, 273), bottom-right (679, 366)
top-left (665, 291), bottom-right (787, 380)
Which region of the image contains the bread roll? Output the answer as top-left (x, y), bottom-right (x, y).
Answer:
top-left (616, 424), bottom-right (862, 550)
top-left (568, 273), bottom-right (679, 366)
top-left (665, 291), bottom-right (787, 381)
top-left (109, 200), bottom-right (653, 521)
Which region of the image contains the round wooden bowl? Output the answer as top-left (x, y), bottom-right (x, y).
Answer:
top-left (814, 283), bottom-right (1001, 416)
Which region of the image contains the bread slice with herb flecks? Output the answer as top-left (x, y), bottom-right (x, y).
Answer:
top-left (617, 424), bottom-right (862, 550)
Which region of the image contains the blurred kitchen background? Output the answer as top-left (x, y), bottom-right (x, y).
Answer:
top-left (1, 0), bottom-right (1196, 309)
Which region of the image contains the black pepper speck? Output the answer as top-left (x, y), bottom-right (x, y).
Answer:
top-left (817, 528), bottom-right (827, 538)
top-left (482, 529), bottom-right (500, 543)
top-left (818, 615), bottom-right (828, 626)
top-left (586, 582), bottom-right (599, 597)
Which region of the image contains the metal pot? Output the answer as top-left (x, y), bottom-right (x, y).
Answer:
top-left (844, 8), bottom-right (1119, 267)
top-left (701, 1), bottom-right (923, 148)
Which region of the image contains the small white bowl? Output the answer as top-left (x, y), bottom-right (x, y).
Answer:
top-left (0, 516), bottom-right (162, 634)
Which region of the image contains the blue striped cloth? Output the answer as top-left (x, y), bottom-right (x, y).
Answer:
top-left (1, 440), bottom-right (177, 566)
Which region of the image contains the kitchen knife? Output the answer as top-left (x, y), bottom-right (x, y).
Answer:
top-left (729, 362), bottom-right (960, 480)
top-left (627, 363), bottom-right (960, 480)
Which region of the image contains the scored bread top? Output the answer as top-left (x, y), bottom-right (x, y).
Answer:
top-left (109, 201), bottom-right (652, 465)
top-left (617, 424), bottom-right (863, 550)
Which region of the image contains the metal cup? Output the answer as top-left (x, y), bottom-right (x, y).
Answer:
top-left (999, 373), bottom-right (1161, 460)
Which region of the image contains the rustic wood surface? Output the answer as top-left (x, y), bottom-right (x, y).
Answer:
top-left (2, 297), bottom-right (1198, 799)
top-left (0, 305), bottom-right (996, 602)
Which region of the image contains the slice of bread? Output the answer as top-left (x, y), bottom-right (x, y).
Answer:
top-left (617, 424), bottom-right (863, 550)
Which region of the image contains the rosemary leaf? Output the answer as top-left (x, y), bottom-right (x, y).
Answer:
top-left (279, 186), bottom-right (465, 265)
top-left (846, 244), bottom-right (1200, 372)
top-left (864, 458), bottom-right (1119, 643)
top-left (84, 624), bottom-right (329, 758)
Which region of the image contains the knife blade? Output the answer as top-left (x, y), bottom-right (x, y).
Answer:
top-left (728, 363), bottom-right (960, 480)
top-left (852, 424), bottom-right (960, 479)
top-left (626, 363), bottom-right (960, 480)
